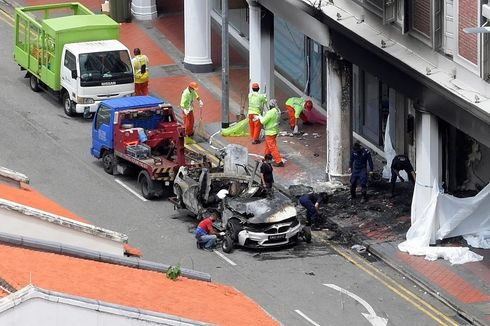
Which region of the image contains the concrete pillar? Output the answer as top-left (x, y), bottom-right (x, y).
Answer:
top-left (184, 0), bottom-right (213, 73)
top-left (411, 111), bottom-right (441, 243)
top-left (326, 52), bottom-right (352, 183)
top-left (131, 0), bottom-right (157, 21)
top-left (248, 1), bottom-right (274, 99)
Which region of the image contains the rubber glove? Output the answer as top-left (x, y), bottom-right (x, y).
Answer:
top-left (293, 125), bottom-right (299, 134)
top-left (182, 108), bottom-right (190, 115)
top-left (253, 115), bottom-right (260, 122)
top-left (219, 232), bottom-right (226, 236)
top-left (199, 99), bottom-right (204, 108)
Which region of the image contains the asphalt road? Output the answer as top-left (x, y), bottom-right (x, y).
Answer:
top-left (0, 7), bottom-right (464, 326)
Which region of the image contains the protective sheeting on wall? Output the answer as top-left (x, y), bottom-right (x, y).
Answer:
top-left (399, 181), bottom-right (489, 264)
top-left (382, 115), bottom-right (407, 180)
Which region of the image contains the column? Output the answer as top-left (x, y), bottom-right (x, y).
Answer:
top-left (326, 52), bottom-right (352, 183)
top-left (248, 1), bottom-right (274, 99)
top-left (412, 111), bottom-right (441, 243)
top-left (183, 0), bottom-right (213, 73)
top-left (131, 0), bottom-right (157, 21)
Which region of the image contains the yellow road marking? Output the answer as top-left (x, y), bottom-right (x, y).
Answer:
top-left (186, 143), bottom-right (220, 165)
top-left (330, 244), bottom-right (458, 326)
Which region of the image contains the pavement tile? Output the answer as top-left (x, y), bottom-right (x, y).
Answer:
top-left (153, 15), bottom-right (185, 54)
top-left (120, 23), bottom-right (174, 66)
top-left (151, 75), bottom-right (222, 124)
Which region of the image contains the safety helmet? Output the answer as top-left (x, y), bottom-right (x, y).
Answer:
top-left (251, 82), bottom-right (260, 90)
top-left (189, 81), bottom-right (198, 90)
top-left (305, 100), bottom-right (313, 111)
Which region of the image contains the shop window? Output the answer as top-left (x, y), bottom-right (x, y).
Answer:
top-left (274, 17), bottom-right (306, 90)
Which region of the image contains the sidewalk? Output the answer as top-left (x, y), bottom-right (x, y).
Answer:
top-left (119, 9), bottom-right (490, 326)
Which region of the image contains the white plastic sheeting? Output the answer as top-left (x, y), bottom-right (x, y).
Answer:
top-left (382, 115), bottom-right (407, 181)
top-left (399, 181), bottom-right (489, 264)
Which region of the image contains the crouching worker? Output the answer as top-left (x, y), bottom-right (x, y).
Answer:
top-left (299, 192), bottom-right (329, 231)
top-left (195, 211), bottom-right (220, 251)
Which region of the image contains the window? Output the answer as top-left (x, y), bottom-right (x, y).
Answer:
top-left (355, 0), bottom-right (397, 24)
top-left (95, 106), bottom-right (111, 130)
top-left (64, 51), bottom-right (76, 71)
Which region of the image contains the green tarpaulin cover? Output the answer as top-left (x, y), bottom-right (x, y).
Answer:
top-left (221, 118), bottom-right (249, 137)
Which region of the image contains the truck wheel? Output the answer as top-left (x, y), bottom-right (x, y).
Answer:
top-left (63, 92), bottom-right (76, 117)
top-left (102, 150), bottom-right (115, 175)
top-left (29, 74), bottom-right (41, 92)
top-left (138, 170), bottom-right (154, 199)
top-left (222, 235), bottom-right (234, 253)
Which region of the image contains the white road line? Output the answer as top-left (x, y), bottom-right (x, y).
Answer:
top-left (213, 249), bottom-right (237, 266)
top-left (115, 179), bottom-right (148, 202)
top-left (294, 310), bottom-right (320, 326)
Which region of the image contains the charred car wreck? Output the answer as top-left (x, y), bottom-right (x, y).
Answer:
top-left (172, 145), bottom-right (311, 253)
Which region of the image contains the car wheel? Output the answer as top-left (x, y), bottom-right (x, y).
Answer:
top-left (63, 91), bottom-right (76, 117)
top-left (227, 218), bottom-right (242, 241)
top-left (29, 74), bottom-right (41, 92)
top-left (138, 170), bottom-right (154, 199)
top-left (102, 150), bottom-right (114, 175)
top-left (222, 235), bottom-right (233, 253)
top-left (302, 226), bottom-right (312, 243)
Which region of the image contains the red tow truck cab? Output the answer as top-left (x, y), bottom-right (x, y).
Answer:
top-left (91, 96), bottom-right (209, 199)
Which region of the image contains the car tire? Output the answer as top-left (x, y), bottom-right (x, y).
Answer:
top-left (222, 235), bottom-right (233, 253)
top-left (302, 226), bottom-right (312, 243)
top-left (138, 170), bottom-right (154, 199)
top-left (102, 150), bottom-right (114, 175)
top-left (29, 74), bottom-right (41, 92)
top-left (63, 91), bottom-right (76, 117)
top-left (227, 218), bottom-right (242, 241)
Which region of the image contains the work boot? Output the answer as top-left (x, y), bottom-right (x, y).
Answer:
top-left (350, 185), bottom-right (356, 200)
top-left (360, 191), bottom-right (368, 204)
top-left (252, 140), bottom-right (261, 144)
top-left (273, 161), bottom-right (284, 167)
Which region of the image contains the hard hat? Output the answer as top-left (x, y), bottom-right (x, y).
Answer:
top-left (251, 82), bottom-right (260, 89)
top-left (305, 100), bottom-right (313, 111)
top-left (189, 81), bottom-right (198, 90)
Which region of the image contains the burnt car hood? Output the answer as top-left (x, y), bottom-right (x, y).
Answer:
top-left (226, 191), bottom-right (297, 223)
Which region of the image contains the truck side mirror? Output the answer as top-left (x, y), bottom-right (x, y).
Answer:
top-left (71, 70), bottom-right (78, 79)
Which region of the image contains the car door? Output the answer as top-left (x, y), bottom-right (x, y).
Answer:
top-left (91, 105), bottom-right (113, 158)
top-left (60, 49), bottom-right (77, 99)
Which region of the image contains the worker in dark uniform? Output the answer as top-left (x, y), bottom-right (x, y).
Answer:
top-left (299, 192), bottom-right (328, 230)
top-left (391, 154), bottom-right (416, 197)
top-left (349, 142), bottom-right (373, 203)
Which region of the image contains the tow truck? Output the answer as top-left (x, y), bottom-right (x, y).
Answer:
top-left (91, 96), bottom-right (210, 198)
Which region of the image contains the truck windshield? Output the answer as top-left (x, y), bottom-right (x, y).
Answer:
top-left (79, 50), bottom-right (133, 87)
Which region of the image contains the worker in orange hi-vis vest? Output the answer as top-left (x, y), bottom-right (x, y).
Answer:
top-left (285, 97), bottom-right (313, 134)
top-left (180, 81), bottom-right (204, 138)
top-left (248, 82), bottom-right (268, 144)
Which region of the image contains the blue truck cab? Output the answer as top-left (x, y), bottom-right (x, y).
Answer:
top-left (91, 96), bottom-right (165, 160)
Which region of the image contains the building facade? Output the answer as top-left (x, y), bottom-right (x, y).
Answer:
top-left (133, 0), bottom-right (490, 199)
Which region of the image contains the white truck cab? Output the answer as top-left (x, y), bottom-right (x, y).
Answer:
top-left (60, 40), bottom-right (134, 117)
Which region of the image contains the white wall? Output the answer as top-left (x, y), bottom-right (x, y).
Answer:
top-left (0, 209), bottom-right (124, 256)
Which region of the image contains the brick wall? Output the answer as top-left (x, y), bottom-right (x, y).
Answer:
top-left (413, 0), bottom-right (431, 37)
top-left (458, 0), bottom-right (478, 64)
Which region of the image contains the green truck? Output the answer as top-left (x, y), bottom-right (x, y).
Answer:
top-left (14, 2), bottom-right (134, 118)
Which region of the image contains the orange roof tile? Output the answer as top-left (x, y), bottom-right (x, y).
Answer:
top-left (0, 245), bottom-right (278, 326)
top-left (0, 182), bottom-right (142, 257)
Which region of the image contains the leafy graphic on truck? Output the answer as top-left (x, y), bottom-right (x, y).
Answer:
top-left (13, 2), bottom-right (134, 118)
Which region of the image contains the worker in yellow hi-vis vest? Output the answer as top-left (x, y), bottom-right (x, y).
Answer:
top-left (248, 82), bottom-right (267, 144)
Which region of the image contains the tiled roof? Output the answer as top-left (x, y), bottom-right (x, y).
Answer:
top-left (0, 182), bottom-right (141, 256)
top-left (0, 244), bottom-right (278, 326)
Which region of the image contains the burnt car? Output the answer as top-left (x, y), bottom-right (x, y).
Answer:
top-left (172, 145), bottom-right (311, 253)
